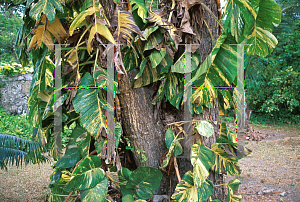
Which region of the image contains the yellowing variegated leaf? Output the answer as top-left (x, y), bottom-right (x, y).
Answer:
top-left (87, 24), bottom-right (116, 54)
top-left (111, 8), bottom-right (144, 42)
top-left (69, 2), bottom-right (109, 36)
top-left (28, 15), bottom-right (67, 51)
top-left (66, 48), bottom-right (79, 69)
top-left (40, 15), bottom-right (67, 43)
top-left (28, 26), bottom-right (54, 51)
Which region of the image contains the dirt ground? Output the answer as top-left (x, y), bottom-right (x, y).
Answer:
top-left (0, 124), bottom-right (299, 202)
top-left (226, 125), bottom-right (300, 202)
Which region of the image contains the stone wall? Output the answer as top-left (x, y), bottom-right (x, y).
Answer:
top-left (0, 74), bottom-right (32, 115)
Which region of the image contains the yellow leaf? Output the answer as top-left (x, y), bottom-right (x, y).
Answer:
top-left (28, 26), bottom-right (54, 51)
top-left (41, 15), bottom-right (67, 44)
top-left (28, 15), bottom-right (67, 51)
top-left (87, 24), bottom-right (116, 54)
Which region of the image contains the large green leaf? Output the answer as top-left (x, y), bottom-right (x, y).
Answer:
top-left (191, 141), bottom-right (213, 187)
top-left (126, 167), bottom-right (162, 199)
top-left (130, 0), bottom-right (148, 23)
top-left (73, 73), bottom-right (106, 137)
top-left (64, 156), bottom-right (104, 192)
top-left (54, 147), bottom-right (81, 169)
top-left (119, 167), bottom-right (134, 196)
top-left (171, 52), bottom-right (201, 73)
top-left (227, 179), bottom-right (242, 202)
top-left (211, 143), bottom-right (241, 176)
top-left (195, 121), bottom-right (214, 138)
top-left (256, 0), bottom-right (281, 32)
top-left (143, 29), bottom-right (163, 51)
top-left (29, 0), bottom-right (64, 22)
top-left (171, 171), bottom-right (214, 202)
top-left (223, 0), bottom-right (258, 43)
top-left (80, 178), bottom-right (108, 202)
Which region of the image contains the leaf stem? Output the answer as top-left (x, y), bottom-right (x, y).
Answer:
top-left (173, 157), bottom-right (181, 182)
top-left (213, 183), bottom-right (227, 187)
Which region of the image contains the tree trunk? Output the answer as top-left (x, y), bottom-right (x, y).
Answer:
top-left (114, 0), bottom-right (225, 199)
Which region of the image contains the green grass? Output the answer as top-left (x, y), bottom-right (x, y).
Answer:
top-left (0, 106), bottom-right (33, 140)
top-left (0, 106), bottom-right (74, 147)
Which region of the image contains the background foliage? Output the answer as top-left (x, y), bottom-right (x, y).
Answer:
top-left (245, 0), bottom-right (300, 124)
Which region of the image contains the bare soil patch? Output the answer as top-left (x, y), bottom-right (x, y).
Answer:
top-left (0, 161), bottom-right (53, 202)
top-left (226, 126), bottom-right (300, 202)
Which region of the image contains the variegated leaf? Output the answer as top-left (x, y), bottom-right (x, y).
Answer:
top-left (153, 72), bottom-right (183, 109)
top-left (191, 33), bottom-right (237, 110)
top-left (171, 51), bottom-right (200, 73)
top-left (130, 0), bottom-right (148, 23)
top-left (227, 178), bottom-right (242, 202)
top-left (72, 73), bottom-right (106, 136)
top-left (29, 0), bottom-right (64, 22)
top-left (191, 141), bottom-right (213, 187)
top-left (64, 156), bottom-right (105, 192)
top-left (171, 171), bottom-right (214, 202)
top-left (211, 143), bottom-right (241, 176)
top-left (134, 59), bottom-right (163, 88)
top-left (195, 121), bottom-right (214, 138)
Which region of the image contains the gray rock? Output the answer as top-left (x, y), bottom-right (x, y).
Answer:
top-left (152, 195), bottom-right (169, 202)
top-left (279, 192), bottom-right (287, 196)
top-left (258, 187), bottom-right (275, 195)
top-left (17, 76), bottom-right (24, 81)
